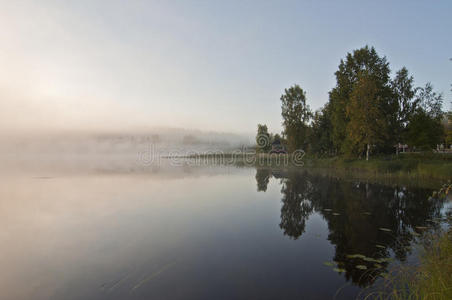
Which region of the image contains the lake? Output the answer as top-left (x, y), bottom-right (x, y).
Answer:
top-left (0, 160), bottom-right (449, 300)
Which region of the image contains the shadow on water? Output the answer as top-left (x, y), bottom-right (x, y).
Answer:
top-left (255, 168), bottom-right (446, 288)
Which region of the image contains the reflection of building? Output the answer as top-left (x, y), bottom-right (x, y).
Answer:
top-left (270, 140), bottom-right (287, 154)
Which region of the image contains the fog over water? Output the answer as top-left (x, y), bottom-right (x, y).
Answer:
top-left (1, 159), bottom-right (449, 300)
top-left (1, 1), bottom-right (451, 299)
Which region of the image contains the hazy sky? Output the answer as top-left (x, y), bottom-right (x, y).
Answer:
top-left (1, 0), bottom-right (451, 135)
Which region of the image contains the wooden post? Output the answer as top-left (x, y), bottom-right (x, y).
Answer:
top-left (366, 144), bottom-right (370, 161)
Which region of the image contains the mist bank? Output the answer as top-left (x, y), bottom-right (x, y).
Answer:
top-left (0, 127), bottom-right (254, 157)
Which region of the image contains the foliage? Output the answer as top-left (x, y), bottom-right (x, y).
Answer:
top-left (310, 104), bottom-right (333, 156)
top-left (345, 72), bottom-right (388, 159)
top-left (273, 133), bottom-right (283, 143)
top-left (280, 85), bottom-right (312, 152)
top-left (446, 111), bottom-right (452, 147)
top-left (328, 46), bottom-right (394, 155)
top-left (416, 82), bottom-right (444, 120)
top-left (403, 82), bottom-right (444, 150)
top-left (256, 124), bottom-right (271, 152)
top-left (406, 110), bottom-right (444, 150)
top-left (391, 67), bottom-right (417, 144)
top-left (267, 46), bottom-right (446, 160)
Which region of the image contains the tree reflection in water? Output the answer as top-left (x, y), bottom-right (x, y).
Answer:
top-left (255, 168), bottom-right (444, 287)
top-left (255, 168), bottom-right (272, 192)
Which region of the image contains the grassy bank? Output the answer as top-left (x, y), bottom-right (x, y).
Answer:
top-left (181, 152), bottom-right (451, 185)
top-left (305, 153), bottom-right (452, 181)
top-left (370, 227), bottom-right (452, 300)
top-left (364, 229), bottom-right (452, 300)
top-left (359, 184), bottom-right (452, 299)
top-left (413, 230), bottom-right (452, 300)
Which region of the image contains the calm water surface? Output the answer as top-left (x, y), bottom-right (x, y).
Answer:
top-left (0, 162), bottom-right (448, 300)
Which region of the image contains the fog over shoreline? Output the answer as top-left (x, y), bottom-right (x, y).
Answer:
top-left (0, 127), bottom-right (253, 155)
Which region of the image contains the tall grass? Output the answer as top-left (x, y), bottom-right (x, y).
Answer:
top-left (306, 153), bottom-right (452, 181)
top-left (415, 231), bottom-right (452, 299)
top-left (360, 185), bottom-right (452, 300)
top-left (361, 230), bottom-right (452, 300)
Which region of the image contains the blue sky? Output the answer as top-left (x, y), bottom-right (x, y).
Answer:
top-left (0, 0), bottom-right (451, 134)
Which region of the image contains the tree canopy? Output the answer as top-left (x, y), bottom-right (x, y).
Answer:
top-left (345, 72), bottom-right (388, 159)
top-left (256, 46), bottom-right (448, 158)
top-left (328, 46), bottom-right (393, 155)
top-left (280, 85), bottom-right (312, 152)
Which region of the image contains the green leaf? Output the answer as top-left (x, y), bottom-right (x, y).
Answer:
top-left (333, 268), bottom-right (346, 273)
top-left (356, 265), bottom-right (367, 270)
top-left (347, 254), bottom-right (366, 259)
top-left (362, 257), bottom-right (378, 263)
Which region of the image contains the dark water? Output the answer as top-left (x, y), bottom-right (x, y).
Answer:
top-left (0, 164), bottom-right (449, 300)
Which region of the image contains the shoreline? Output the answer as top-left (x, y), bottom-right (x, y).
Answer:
top-left (177, 152), bottom-right (452, 188)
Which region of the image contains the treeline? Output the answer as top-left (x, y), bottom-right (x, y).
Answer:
top-left (257, 46), bottom-right (451, 160)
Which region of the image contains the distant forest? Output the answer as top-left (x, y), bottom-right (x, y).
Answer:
top-left (257, 46), bottom-right (452, 160)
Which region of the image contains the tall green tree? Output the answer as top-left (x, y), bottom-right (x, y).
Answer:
top-left (328, 46), bottom-right (394, 155)
top-left (406, 110), bottom-right (444, 150)
top-left (346, 72), bottom-right (388, 160)
top-left (391, 67), bottom-right (417, 149)
top-left (405, 83), bottom-right (444, 150)
top-left (280, 85), bottom-right (312, 152)
top-left (256, 124), bottom-right (271, 152)
top-left (310, 104), bottom-right (333, 156)
top-left (416, 82), bottom-right (443, 120)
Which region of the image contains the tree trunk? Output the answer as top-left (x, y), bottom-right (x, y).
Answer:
top-left (366, 143), bottom-right (370, 161)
